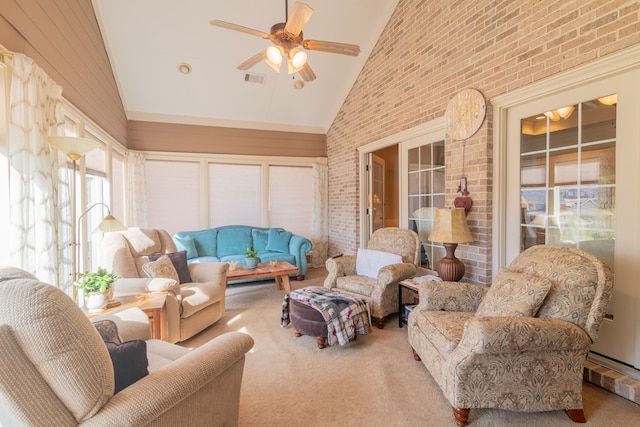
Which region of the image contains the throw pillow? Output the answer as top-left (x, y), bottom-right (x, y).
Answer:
top-left (475, 268), bottom-right (552, 317)
top-left (142, 255), bottom-right (180, 284)
top-left (149, 251), bottom-right (192, 284)
top-left (92, 320), bottom-right (121, 344)
top-left (105, 340), bottom-right (149, 393)
top-left (251, 229), bottom-right (270, 252)
top-left (266, 229), bottom-right (292, 253)
top-left (355, 248), bottom-right (403, 279)
top-left (173, 235), bottom-right (198, 259)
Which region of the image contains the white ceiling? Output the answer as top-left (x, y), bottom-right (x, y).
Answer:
top-left (92, 0), bottom-right (399, 134)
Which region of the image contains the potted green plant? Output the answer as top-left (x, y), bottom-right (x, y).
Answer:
top-left (244, 246), bottom-right (260, 269)
top-left (75, 267), bottom-right (118, 312)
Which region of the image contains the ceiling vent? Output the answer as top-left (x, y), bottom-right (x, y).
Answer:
top-left (243, 73), bottom-right (266, 84)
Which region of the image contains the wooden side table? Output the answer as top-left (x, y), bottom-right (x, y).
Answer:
top-left (86, 292), bottom-right (168, 340)
top-left (398, 279), bottom-right (420, 328)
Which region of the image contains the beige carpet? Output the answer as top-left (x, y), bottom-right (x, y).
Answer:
top-left (180, 268), bottom-right (640, 426)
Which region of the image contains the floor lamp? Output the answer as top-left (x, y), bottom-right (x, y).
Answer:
top-left (48, 136), bottom-right (125, 299)
top-left (428, 208), bottom-right (474, 282)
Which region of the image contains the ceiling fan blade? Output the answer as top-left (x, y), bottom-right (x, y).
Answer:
top-left (299, 62), bottom-right (316, 82)
top-left (302, 39), bottom-right (360, 56)
top-left (284, 2), bottom-right (314, 36)
top-left (237, 50), bottom-right (267, 70)
top-left (210, 20), bottom-right (269, 39)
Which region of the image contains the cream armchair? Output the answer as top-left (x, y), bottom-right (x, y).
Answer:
top-left (407, 245), bottom-right (614, 426)
top-left (324, 227), bottom-right (420, 328)
top-left (101, 228), bottom-right (228, 343)
top-left (0, 267), bottom-right (254, 427)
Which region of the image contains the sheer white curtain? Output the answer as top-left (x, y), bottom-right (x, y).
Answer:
top-left (126, 151), bottom-right (147, 227)
top-left (311, 161), bottom-right (328, 267)
top-left (7, 54), bottom-right (70, 287)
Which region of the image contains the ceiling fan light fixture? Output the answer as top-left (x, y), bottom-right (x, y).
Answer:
top-left (266, 45), bottom-right (283, 65)
top-left (291, 49), bottom-right (307, 68)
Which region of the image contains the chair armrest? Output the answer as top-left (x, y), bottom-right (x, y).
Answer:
top-left (91, 307), bottom-right (152, 341)
top-left (188, 262), bottom-right (228, 285)
top-left (82, 332), bottom-right (254, 426)
top-left (377, 263), bottom-right (417, 285)
top-left (324, 255), bottom-right (356, 288)
top-left (457, 316), bottom-right (592, 354)
top-left (417, 280), bottom-right (488, 312)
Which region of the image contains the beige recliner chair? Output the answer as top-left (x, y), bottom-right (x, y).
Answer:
top-left (101, 228), bottom-right (228, 343)
top-left (324, 227), bottom-right (420, 328)
top-left (0, 266), bottom-right (254, 427)
top-left (408, 245), bottom-right (614, 426)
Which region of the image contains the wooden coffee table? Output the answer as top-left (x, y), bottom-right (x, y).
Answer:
top-left (226, 261), bottom-right (299, 292)
top-left (86, 292), bottom-right (168, 340)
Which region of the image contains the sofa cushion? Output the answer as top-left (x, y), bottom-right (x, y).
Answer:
top-left (337, 274), bottom-right (376, 296)
top-left (355, 248), bottom-right (403, 279)
top-left (149, 251), bottom-right (192, 284)
top-left (217, 228), bottom-right (252, 258)
top-left (415, 311), bottom-right (475, 355)
top-left (142, 255), bottom-right (180, 284)
top-left (475, 269), bottom-right (551, 317)
top-left (266, 229), bottom-right (292, 253)
top-left (105, 340), bottom-right (149, 393)
top-left (188, 229), bottom-right (218, 257)
top-left (251, 229), bottom-right (270, 252)
top-left (173, 235), bottom-right (198, 259)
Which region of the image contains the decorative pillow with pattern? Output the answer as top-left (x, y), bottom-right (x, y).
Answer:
top-left (92, 319), bottom-right (121, 344)
top-left (475, 268), bottom-right (552, 317)
top-left (148, 251), bottom-right (192, 284)
top-left (142, 255), bottom-right (180, 284)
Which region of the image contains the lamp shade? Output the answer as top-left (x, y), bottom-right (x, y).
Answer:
top-left (49, 136), bottom-right (100, 160)
top-left (93, 214), bottom-right (127, 234)
top-left (428, 208), bottom-right (473, 244)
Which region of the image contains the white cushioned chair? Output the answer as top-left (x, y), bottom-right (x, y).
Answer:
top-left (324, 227), bottom-right (420, 328)
top-left (101, 228), bottom-right (228, 343)
top-left (0, 266), bottom-right (254, 426)
top-left (407, 245), bottom-right (614, 426)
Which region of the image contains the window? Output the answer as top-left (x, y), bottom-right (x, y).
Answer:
top-left (208, 163), bottom-right (261, 227)
top-left (269, 166), bottom-right (313, 238)
top-left (520, 97), bottom-right (616, 259)
top-left (407, 140), bottom-right (445, 269)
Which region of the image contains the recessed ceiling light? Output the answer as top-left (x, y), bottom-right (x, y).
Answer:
top-left (177, 63), bottom-right (192, 75)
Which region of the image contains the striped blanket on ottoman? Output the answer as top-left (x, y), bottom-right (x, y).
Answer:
top-left (281, 286), bottom-right (371, 346)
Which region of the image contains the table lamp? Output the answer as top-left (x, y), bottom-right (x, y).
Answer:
top-left (428, 208), bottom-right (473, 282)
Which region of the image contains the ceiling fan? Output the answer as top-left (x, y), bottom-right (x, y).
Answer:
top-left (210, 1), bottom-right (360, 82)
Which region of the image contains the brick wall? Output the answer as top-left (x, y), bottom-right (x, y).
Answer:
top-left (326, 0), bottom-right (639, 283)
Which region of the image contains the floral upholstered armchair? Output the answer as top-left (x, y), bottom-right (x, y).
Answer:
top-left (324, 227), bottom-right (420, 328)
top-left (407, 245), bottom-right (614, 426)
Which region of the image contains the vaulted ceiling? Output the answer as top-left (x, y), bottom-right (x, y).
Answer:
top-left (93, 0), bottom-right (399, 134)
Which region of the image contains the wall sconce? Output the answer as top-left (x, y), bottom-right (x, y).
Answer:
top-left (428, 208), bottom-right (474, 282)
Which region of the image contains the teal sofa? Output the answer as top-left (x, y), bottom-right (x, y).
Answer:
top-left (173, 225), bottom-right (312, 281)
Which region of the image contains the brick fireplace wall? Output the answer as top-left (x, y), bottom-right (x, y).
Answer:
top-left (326, 0), bottom-right (639, 283)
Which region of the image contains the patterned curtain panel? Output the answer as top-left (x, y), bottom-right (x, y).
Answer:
top-left (7, 54), bottom-right (70, 287)
top-left (125, 151), bottom-right (147, 227)
top-left (311, 162), bottom-right (328, 267)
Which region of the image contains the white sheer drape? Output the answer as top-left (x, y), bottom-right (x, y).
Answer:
top-left (311, 161), bottom-right (328, 267)
top-left (126, 151), bottom-right (147, 227)
top-left (7, 54), bottom-right (70, 287)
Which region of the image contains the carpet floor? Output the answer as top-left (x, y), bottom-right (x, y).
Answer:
top-left (179, 268), bottom-right (640, 427)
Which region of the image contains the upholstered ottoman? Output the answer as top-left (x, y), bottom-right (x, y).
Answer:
top-left (282, 286), bottom-right (371, 349)
top-left (289, 298), bottom-right (331, 348)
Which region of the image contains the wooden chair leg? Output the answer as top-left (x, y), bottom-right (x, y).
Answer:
top-left (452, 407), bottom-right (470, 427)
top-left (316, 337), bottom-right (326, 349)
top-left (411, 347), bottom-right (421, 361)
top-left (565, 408), bottom-right (586, 423)
top-left (376, 316), bottom-right (385, 329)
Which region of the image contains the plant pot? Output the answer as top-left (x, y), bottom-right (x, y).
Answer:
top-left (84, 291), bottom-right (109, 312)
top-left (245, 257), bottom-right (259, 269)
